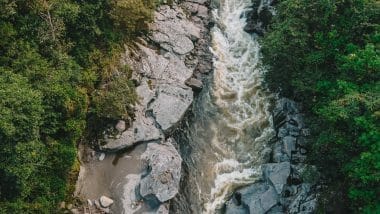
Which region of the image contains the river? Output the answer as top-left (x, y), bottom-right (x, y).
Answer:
top-left (174, 0), bottom-right (275, 213)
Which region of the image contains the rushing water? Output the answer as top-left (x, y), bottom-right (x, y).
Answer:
top-left (175, 0), bottom-right (275, 213)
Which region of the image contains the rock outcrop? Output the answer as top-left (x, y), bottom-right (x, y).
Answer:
top-left (225, 98), bottom-right (319, 214)
top-left (81, 1), bottom-right (212, 214)
top-left (140, 139), bottom-right (182, 203)
top-left (100, 2), bottom-right (211, 151)
top-left (148, 84), bottom-right (193, 133)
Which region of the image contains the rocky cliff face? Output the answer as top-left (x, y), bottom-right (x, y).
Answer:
top-left (75, 1), bottom-right (212, 213)
top-left (225, 98), bottom-right (319, 214)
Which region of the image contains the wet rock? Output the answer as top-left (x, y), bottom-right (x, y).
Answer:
top-left (185, 77), bottom-right (203, 91)
top-left (148, 84), bottom-right (193, 133)
top-left (100, 196), bottom-right (114, 208)
top-left (262, 162), bottom-right (291, 194)
top-left (282, 136), bottom-right (296, 157)
top-left (226, 183), bottom-right (278, 214)
top-left (140, 139), bottom-right (182, 203)
top-left (288, 184), bottom-right (313, 214)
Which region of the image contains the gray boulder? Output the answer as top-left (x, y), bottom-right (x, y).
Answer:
top-left (288, 184), bottom-right (313, 213)
top-left (262, 162), bottom-right (291, 194)
top-left (150, 6), bottom-right (200, 55)
top-left (226, 183), bottom-right (278, 214)
top-left (140, 139), bottom-right (182, 203)
top-left (138, 45), bottom-right (193, 85)
top-left (225, 200), bottom-right (249, 214)
top-left (148, 84), bottom-right (193, 133)
top-left (272, 141), bottom-right (290, 163)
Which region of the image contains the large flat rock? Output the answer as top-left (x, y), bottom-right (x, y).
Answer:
top-left (150, 6), bottom-right (201, 55)
top-left (226, 183), bottom-right (278, 214)
top-left (139, 45), bottom-right (193, 85)
top-left (262, 162), bottom-right (291, 194)
top-left (140, 139), bottom-right (182, 203)
top-left (100, 111), bottom-right (163, 151)
top-left (148, 84), bottom-right (193, 133)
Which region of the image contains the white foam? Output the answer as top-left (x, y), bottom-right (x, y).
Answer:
top-left (201, 0), bottom-right (276, 212)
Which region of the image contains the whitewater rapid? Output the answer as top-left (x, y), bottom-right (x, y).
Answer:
top-left (176, 0), bottom-right (276, 213)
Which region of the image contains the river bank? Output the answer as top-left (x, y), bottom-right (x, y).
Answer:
top-left (73, 1), bottom-right (213, 213)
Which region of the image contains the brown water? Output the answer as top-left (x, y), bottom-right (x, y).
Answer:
top-left (75, 143), bottom-right (148, 213)
top-left (173, 0), bottom-right (275, 213)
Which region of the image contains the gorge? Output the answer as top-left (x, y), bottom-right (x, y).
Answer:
top-left (1, 0), bottom-right (377, 213)
top-left (74, 0), bottom-right (318, 213)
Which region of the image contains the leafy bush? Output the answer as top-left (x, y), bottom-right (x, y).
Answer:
top-left (92, 67), bottom-right (137, 120)
top-left (109, 0), bottom-right (156, 36)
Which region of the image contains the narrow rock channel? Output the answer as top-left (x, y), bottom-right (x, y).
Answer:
top-left (172, 0), bottom-right (275, 213)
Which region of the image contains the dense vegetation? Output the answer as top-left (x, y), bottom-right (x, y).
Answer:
top-left (0, 0), bottom-right (156, 212)
top-left (261, 0), bottom-right (379, 212)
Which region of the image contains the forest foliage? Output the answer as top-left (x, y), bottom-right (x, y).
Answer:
top-left (0, 0), bottom-right (156, 212)
top-left (261, 0), bottom-right (379, 212)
